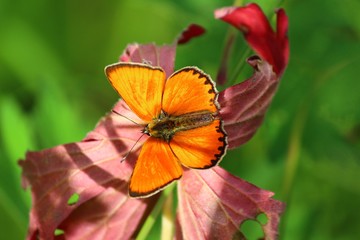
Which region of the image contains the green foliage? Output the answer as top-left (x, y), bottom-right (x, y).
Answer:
top-left (0, 0), bottom-right (359, 239)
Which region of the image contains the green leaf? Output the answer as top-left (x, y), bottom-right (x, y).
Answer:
top-left (0, 96), bottom-right (32, 239)
top-left (32, 79), bottom-right (90, 148)
top-left (0, 96), bottom-right (35, 161)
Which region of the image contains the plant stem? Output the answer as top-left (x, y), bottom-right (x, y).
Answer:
top-left (228, 47), bottom-right (252, 86)
top-left (161, 190), bottom-right (174, 240)
top-left (279, 59), bottom-right (353, 237)
top-left (136, 184), bottom-right (175, 240)
top-left (281, 105), bottom-right (307, 201)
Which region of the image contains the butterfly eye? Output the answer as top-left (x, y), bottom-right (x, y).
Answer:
top-left (142, 126), bottom-right (150, 135)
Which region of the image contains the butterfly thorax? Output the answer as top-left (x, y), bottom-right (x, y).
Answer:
top-left (144, 110), bottom-right (216, 142)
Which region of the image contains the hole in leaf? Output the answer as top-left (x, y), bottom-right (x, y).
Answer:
top-left (54, 229), bottom-right (64, 236)
top-left (67, 193), bottom-right (80, 206)
top-left (256, 213), bottom-right (268, 225)
top-left (240, 219), bottom-right (263, 240)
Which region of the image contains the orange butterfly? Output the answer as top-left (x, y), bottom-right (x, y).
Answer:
top-left (105, 62), bottom-right (227, 198)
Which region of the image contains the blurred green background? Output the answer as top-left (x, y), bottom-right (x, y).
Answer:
top-left (1, 0), bottom-right (359, 239)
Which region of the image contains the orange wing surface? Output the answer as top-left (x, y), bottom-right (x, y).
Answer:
top-left (162, 67), bottom-right (220, 116)
top-left (170, 119), bottom-right (227, 169)
top-left (129, 137), bottom-right (183, 197)
top-left (105, 62), bottom-right (166, 122)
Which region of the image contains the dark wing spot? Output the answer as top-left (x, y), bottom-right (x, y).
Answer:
top-left (218, 136), bottom-right (226, 141)
top-left (204, 78), bottom-right (211, 85)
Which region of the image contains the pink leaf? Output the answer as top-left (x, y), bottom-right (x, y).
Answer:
top-left (57, 182), bottom-right (157, 240)
top-left (85, 100), bottom-right (144, 141)
top-left (176, 167), bottom-right (284, 240)
top-left (19, 101), bottom-right (158, 240)
top-left (119, 43), bottom-right (176, 77)
top-left (218, 56), bottom-right (278, 148)
top-left (215, 3), bottom-right (289, 76)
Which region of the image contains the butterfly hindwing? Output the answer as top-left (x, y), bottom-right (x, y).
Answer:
top-left (129, 137), bottom-right (183, 198)
top-left (105, 62), bottom-right (166, 122)
top-left (170, 119), bottom-right (227, 169)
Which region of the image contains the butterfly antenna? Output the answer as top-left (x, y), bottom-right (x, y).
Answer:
top-left (112, 109), bottom-right (141, 126)
top-left (121, 133), bottom-right (146, 162)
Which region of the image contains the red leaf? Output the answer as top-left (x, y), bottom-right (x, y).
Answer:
top-left (57, 182), bottom-right (157, 240)
top-left (218, 56), bottom-right (278, 148)
top-left (215, 3), bottom-right (289, 76)
top-left (19, 101), bottom-right (158, 239)
top-left (85, 100), bottom-right (144, 141)
top-left (119, 43), bottom-right (176, 77)
top-left (176, 167), bottom-right (284, 240)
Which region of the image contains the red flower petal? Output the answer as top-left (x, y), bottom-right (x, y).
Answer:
top-left (218, 56), bottom-right (278, 148)
top-left (177, 24), bottom-right (206, 45)
top-left (176, 167), bottom-right (284, 239)
top-left (215, 3), bottom-right (289, 76)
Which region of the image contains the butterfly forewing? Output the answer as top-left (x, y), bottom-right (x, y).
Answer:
top-left (105, 63), bottom-right (166, 122)
top-left (162, 67), bottom-right (220, 116)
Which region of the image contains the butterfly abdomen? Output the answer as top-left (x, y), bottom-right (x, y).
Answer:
top-left (145, 110), bottom-right (216, 142)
